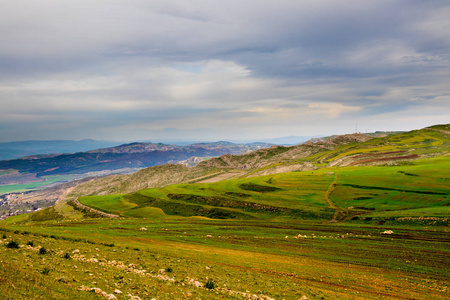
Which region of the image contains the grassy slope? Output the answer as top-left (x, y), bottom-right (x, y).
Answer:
top-left (1, 125), bottom-right (449, 299)
top-left (72, 156), bottom-right (449, 225)
top-left (1, 216), bottom-right (448, 299)
top-left (265, 125), bottom-right (449, 170)
top-left (77, 171), bottom-right (336, 221)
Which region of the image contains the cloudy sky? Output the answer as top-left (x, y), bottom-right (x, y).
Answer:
top-left (1, 0), bottom-right (449, 142)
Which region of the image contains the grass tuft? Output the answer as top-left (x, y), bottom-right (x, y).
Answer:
top-left (205, 279), bottom-right (215, 289)
top-left (40, 267), bottom-right (50, 275)
top-left (6, 240), bottom-right (19, 249)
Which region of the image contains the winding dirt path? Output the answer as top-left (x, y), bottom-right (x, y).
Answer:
top-left (324, 174), bottom-right (343, 222)
top-left (72, 198), bottom-right (121, 218)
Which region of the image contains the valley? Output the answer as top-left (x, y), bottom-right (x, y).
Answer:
top-left (0, 124), bottom-right (448, 299)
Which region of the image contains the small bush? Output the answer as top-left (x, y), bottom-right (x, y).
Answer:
top-left (39, 247), bottom-right (47, 254)
top-left (41, 267), bottom-right (50, 275)
top-left (27, 241), bottom-right (34, 246)
top-left (205, 279), bottom-right (215, 289)
top-left (6, 241), bottom-right (19, 249)
top-left (63, 253), bottom-right (71, 259)
top-left (239, 182), bottom-right (281, 193)
top-left (165, 267), bottom-right (173, 273)
top-left (2, 234), bottom-right (7, 239)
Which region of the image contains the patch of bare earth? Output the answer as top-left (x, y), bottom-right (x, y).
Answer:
top-left (196, 171), bottom-right (244, 183)
top-left (349, 154), bottom-right (419, 166)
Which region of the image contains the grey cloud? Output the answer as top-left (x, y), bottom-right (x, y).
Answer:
top-left (0, 1), bottom-right (449, 141)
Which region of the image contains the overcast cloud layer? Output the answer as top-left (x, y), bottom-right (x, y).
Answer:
top-left (1, 0), bottom-right (449, 142)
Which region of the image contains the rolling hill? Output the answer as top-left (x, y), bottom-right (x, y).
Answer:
top-left (0, 124), bottom-right (449, 300)
top-left (6, 123), bottom-right (447, 223)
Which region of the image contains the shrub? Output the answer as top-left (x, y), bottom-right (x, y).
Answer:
top-left (205, 279), bottom-right (215, 289)
top-left (239, 182), bottom-right (281, 193)
top-left (2, 234), bottom-right (7, 239)
top-left (27, 241), bottom-right (34, 246)
top-left (63, 253), bottom-right (71, 259)
top-left (6, 241), bottom-right (19, 249)
top-left (39, 247), bottom-right (47, 254)
top-left (41, 267), bottom-right (50, 275)
top-left (165, 267), bottom-right (173, 273)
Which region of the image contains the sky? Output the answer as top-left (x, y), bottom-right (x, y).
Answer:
top-left (1, 0), bottom-right (449, 142)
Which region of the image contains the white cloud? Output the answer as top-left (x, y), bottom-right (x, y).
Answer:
top-left (308, 103), bottom-right (361, 118)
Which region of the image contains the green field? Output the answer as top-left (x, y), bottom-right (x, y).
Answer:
top-left (0, 175), bottom-right (78, 194)
top-left (1, 157), bottom-right (448, 299)
top-left (71, 156), bottom-right (449, 226)
top-left (1, 126), bottom-right (449, 299)
top-left (1, 214), bottom-right (448, 299)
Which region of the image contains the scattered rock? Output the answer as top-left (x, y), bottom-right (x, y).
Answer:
top-left (381, 230), bottom-right (394, 235)
top-left (293, 234), bottom-right (307, 239)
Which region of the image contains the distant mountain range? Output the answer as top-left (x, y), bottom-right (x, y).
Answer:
top-left (0, 139), bottom-right (120, 160)
top-left (0, 135), bottom-right (323, 161)
top-left (0, 141), bottom-right (272, 181)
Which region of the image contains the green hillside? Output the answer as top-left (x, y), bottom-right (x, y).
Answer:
top-left (70, 156), bottom-right (448, 226)
top-left (1, 125), bottom-right (449, 299)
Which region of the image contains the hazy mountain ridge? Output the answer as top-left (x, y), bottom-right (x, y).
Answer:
top-left (0, 141), bottom-right (273, 183)
top-left (0, 139), bottom-right (121, 160)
